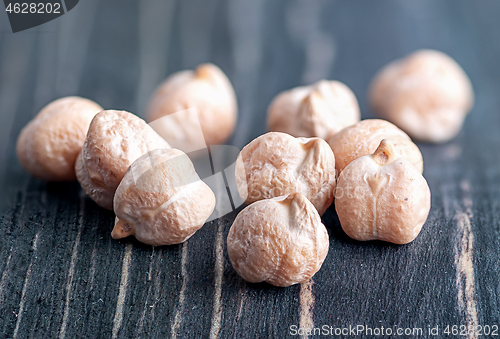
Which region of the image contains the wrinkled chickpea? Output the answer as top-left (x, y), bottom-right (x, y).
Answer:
top-left (112, 148), bottom-right (216, 246)
top-left (147, 63), bottom-right (237, 152)
top-left (16, 96), bottom-right (103, 181)
top-left (235, 132), bottom-right (336, 215)
top-left (227, 193), bottom-right (329, 287)
top-left (335, 139), bottom-right (431, 244)
top-left (75, 110), bottom-right (170, 210)
top-left (369, 49), bottom-right (474, 143)
top-left (327, 119), bottom-right (423, 175)
top-left (267, 80), bottom-right (360, 139)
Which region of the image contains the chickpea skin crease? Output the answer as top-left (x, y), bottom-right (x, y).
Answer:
top-left (147, 63), bottom-right (237, 151)
top-left (235, 132), bottom-right (336, 215)
top-left (227, 193), bottom-right (329, 287)
top-left (335, 139), bottom-right (431, 244)
top-left (75, 110), bottom-right (171, 210)
top-left (16, 96), bottom-right (103, 181)
top-left (267, 80), bottom-right (360, 139)
top-left (112, 148), bottom-right (216, 246)
top-left (369, 49), bottom-right (474, 143)
top-left (327, 119), bottom-right (423, 175)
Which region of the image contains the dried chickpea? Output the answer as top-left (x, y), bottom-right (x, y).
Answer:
top-left (227, 193), bottom-right (329, 287)
top-left (327, 119), bottom-right (423, 175)
top-left (112, 148), bottom-right (215, 246)
top-left (75, 110), bottom-right (170, 210)
top-left (235, 132), bottom-right (336, 215)
top-left (267, 80), bottom-right (360, 139)
top-left (16, 96), bottom-right (103, 181)
top-left (335, 139), bottom-right (431, 244)
top-left (147, 63), bottom-right (237, 151)
top-left (369, 49), bottom-right (474, 143)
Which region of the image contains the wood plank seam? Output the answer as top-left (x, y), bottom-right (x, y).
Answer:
top-left (111, 243), bottom-right (133, 339)
top-left (209, 172), bottom-right (229, 339)
top-left (12, 231), bottom-right (40, 339)
top-left (171, 243), bottom-right (188, 339)
top-left (58, 193), bottom-right (86, 339)
top-left (455, 180), bottom-right (479, 339)
top-left (299, 279), bottom-right (315, 339)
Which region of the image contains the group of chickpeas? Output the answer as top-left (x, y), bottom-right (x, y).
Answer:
top-left (17, 50), bottom-right (473, 287)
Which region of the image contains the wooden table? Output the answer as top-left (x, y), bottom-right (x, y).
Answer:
top-left (0, 0), bottom-right (499, 338)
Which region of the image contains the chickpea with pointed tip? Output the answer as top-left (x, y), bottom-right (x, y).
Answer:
top-left (147, 63), bottom-right (237, 152)
top-left (227, 192), bottom-right (329, 287)
top-left (112, 148), bottom-right (216, 246)
top-left (75, 110), bottom-right (170, 210)
top-left (267, 80), bottom-right (360, 139)
top-left (335, 139), bottom-right (431, 244)
top-left (235, 132), bottom-right (336, 215)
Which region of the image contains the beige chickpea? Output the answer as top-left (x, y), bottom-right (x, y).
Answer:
top-left (227, 193), bottom-right (329, 287)
top-left (16, 96), bottom-right (103, 181)
top-left (267, 80), bottom-right (360, 139)
top-left (146, 63), bottom-right (237, 152)
top-left (75, 110), bottom-right (170, 210)
top-left (111, 148), bottom-right (216, 246)
top-left (335, 139), bottom-right (431, 244)
top-left (369, 49), bottom-right (474, 143)
top-left (235, 132), bottom-right (336, 215)
top-left (327, 119), bottom-right (423, 175)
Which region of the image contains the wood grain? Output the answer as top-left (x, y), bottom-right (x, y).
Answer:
top-left (0, 0), bottom-right (500, 338)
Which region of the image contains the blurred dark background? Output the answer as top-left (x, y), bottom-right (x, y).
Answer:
top-left (0, 0), bottom-right (495, 210)
top-left (0, 1), bottom-right (499, 338)
top-left (1, 0), bottom-right (498, 156)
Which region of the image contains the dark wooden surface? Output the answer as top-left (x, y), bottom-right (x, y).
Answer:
top-left (1, 0), bottom-right (500, 338)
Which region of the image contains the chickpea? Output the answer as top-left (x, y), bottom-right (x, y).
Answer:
top-left (369, 49), bottom-right (474, 143)
top-left (147, 63), bottom-right (237, 152)
top-left (235, 132), bottom-right (336, 215)
top-left (111, 148), bottom-right (216, 246)
top-left (227, 193), bottom-right (329, 287)
top-left (267, 80), bottom-right (360, 139)
top-left (75, 110), bottom-right (170, 210)
top-left (16, 96), bottom-right (103, 181)
top-left (327, 119), bottom-right (423, 175)
top-left (335, 139), bottom-right (431, 244)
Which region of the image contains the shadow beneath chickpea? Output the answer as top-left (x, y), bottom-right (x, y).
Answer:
top-left (113, 235), bottom-right (183, 254)
top-left (322, 204), bottom-right (343, 238)
top-left (45, 180), bottom-right (81, 199)
top-left (224, 265), bottom-right (298, 292)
